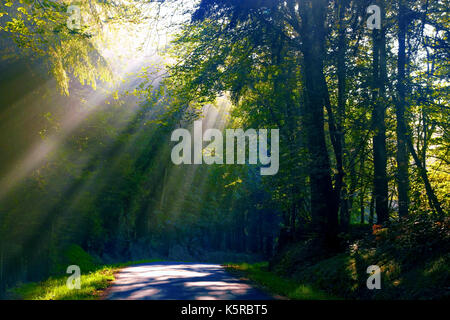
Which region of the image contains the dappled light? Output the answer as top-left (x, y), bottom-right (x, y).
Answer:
top-left (0, 0), bottom-right (448, 302)
top-left (106, 262), bottom-right (269, 300)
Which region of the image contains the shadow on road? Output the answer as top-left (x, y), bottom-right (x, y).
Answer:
top-left (106, 261), bottom-right (273, 300)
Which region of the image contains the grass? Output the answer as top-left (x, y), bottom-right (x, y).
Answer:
top-left (224, 262), bottom-right (337, 300)
top-left (12, 259), bottom-right (341, 300)
top-left (11, 259), bottom-right (162, 300)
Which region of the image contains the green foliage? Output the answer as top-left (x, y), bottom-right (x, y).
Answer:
top-left (360, 214), bottom-right (450, 268)
top-left (225, 262), bottom-right (334, 300)
top-left (13, 267), bottom-right (115, 300)
top-left (273, 214), bottom-right (450, 300)
top-left (12, 259), bottom-right (162, 300)
top-left (55, 244), bottom-right (98, 274)
top-left (0, 0), bottom-right (448, 301)
top-left (0, 0), bottom-right (147, 94)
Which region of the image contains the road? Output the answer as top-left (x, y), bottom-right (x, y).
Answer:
top-left (105, 261), bottom-right (273, 300)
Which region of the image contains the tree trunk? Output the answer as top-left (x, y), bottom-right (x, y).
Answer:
top-left (396, 0), bottom-right (410, 217)
top-left (369, 192), bottom-right (375, 224)
top-left (371, 0), bottom-right (389, 224)
top-left (300, 0), bottom-right (339, 249)
top-left (407, 136), bottom-right (444, 216)
top-left (360, 153), bottom-right (366, 224)
top-left (337, 0), bottom-right (350, 231)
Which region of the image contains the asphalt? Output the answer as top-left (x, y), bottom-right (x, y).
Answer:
top-left (105, 261), bottom-right (273, 300)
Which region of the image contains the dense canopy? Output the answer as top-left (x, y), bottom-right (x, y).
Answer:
top-left (0, 0), bottom-right (448, 300)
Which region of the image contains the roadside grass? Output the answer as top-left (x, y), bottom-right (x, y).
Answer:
top-left (12, 259), bottom-right (338, 300)
top-left (11, 259), bottom-right (162, 300)
top-left (224, 262), bottom-right (337, 300)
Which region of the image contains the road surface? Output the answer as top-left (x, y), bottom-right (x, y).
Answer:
top-left (105, 261), bottom-right (273, 300)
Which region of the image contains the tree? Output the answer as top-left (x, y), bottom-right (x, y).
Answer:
top-left (396, 0), bottom-right (409, 217)
top-left (297, 0), bottom-right (339, 247)
top-left (371, 0), bottom-right (389, 224)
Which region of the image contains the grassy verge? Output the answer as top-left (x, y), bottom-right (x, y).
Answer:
top-left (224, 262), bottom-right (337, 300)
top-left (11, 259), bottom-right (161, 300)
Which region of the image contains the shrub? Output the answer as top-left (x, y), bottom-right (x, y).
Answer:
top-left (362, 214), bottom-right (450, 266)
top-left (53, 244), bottom-right (98, 274)
top-left (271, 213), bottom-right (450, 300)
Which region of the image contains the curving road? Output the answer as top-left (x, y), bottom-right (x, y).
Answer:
top-left (105, 261), bottom-right (273, 300)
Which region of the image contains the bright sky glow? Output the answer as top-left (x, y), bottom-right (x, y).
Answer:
top-left (0, 0), bottom-right (200, 201)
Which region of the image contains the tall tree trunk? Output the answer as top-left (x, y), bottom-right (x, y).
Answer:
top-left (396, 0), bottom-right (410, 217)
top-left (300, 0), bottom-right (339, 249)
top-left (337, 0), bottom-right (350, 231)
top-left (360, 153), bottom-right (366, 224)
top-left (371, 0), bottom-right (389, 224)
top-left (369, 192), bottom-right (375, 224)
top-left (407, 136), bottom-right (444, 216)
top-left (347, 165), bottom-right (357, 219)
top-left (360, 192), bottom-right (365, 224)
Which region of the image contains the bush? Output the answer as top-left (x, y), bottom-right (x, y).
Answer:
top-left (362, 214), bottom-right (450, 266)
top-left (54, 244), bottom-right (98, 274)
top-left (271, 213), bottom-right (450, 300)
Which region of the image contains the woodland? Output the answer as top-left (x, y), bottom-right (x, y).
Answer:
top-left (0, 0), bottom-right (448, 299)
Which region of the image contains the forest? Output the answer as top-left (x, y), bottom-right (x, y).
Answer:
top-left (0, 0), bottom-right (448, 300)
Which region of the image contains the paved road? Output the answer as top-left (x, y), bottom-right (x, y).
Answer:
top-left (105, 262), bottom-right (273, 300)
